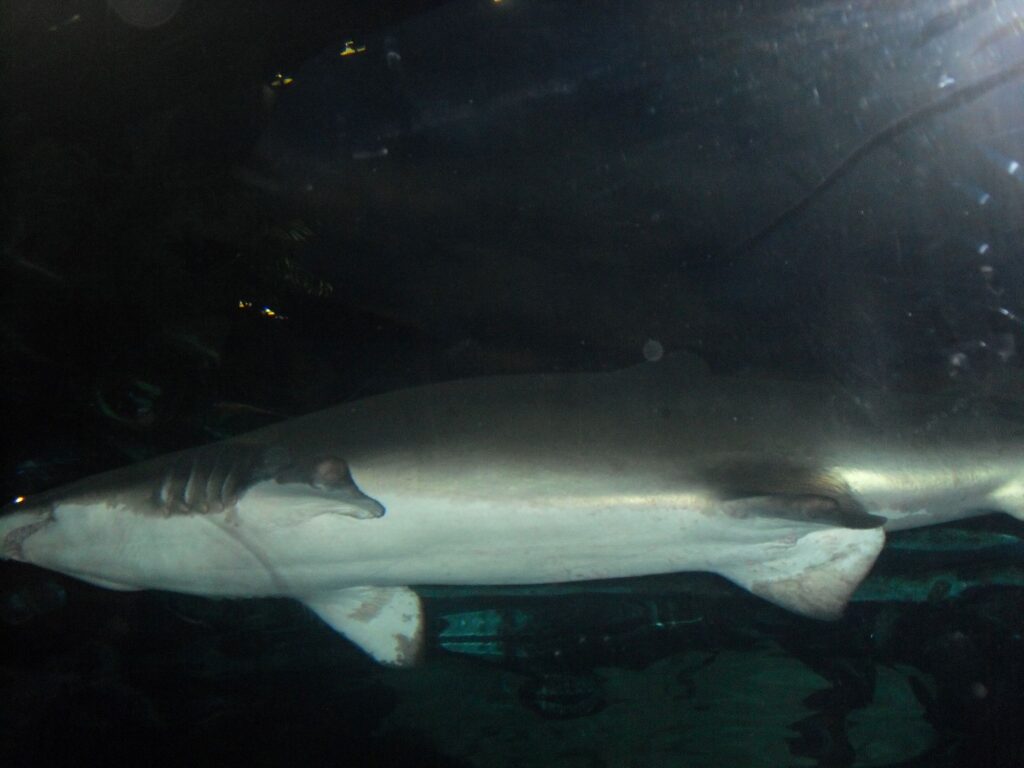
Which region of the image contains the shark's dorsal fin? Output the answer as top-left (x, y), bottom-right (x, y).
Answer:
top-left (719, 526), bottom-right (886, 619)
top-left (304, 586), bottom-right (423, 666)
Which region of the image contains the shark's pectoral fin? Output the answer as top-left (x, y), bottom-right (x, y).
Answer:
top-left (303, 586), bottom-right (423, 666)
top-left (151, 444), bottom-right (384, 521)
top-left (273, 456), bottom-right (385, 520)
top-left (720, 526), bottom-right (886, 620)
top-left (241, 455), bottom-right (385, 523)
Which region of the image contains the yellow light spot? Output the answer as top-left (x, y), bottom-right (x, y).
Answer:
top-left (261, 307), bottom-right (276, 318)
top-left (271, 73), bottom-right (295, 88)
top-left (340, 40), bottom-right (367, 57)
top-left (238, 300), bottom-right (253, 309)
top-left (14, 496), bottom-right (25, 504)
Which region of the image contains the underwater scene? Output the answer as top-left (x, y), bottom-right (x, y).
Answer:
top-left (2, 0), bottom-right (1024, 766)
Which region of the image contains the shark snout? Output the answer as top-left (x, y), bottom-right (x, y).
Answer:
top-left (0, 505), bottom-right (53, 562)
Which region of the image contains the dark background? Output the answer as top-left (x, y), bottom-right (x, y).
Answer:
top-left (2, 1), bottom-right (1024, 766)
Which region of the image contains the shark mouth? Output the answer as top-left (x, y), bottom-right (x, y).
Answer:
top-left (1, 511), bottom-right (53, 562)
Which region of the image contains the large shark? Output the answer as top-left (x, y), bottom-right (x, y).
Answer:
top-left (3, 364), bottom-right (1023, 665)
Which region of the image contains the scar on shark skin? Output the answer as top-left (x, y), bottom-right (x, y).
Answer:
top-left (348, 597), bottom-right (385, 622)
top-left (201, 514), bottom-right (288, 594)
top-left (394, 623), bottom-right (424, 666)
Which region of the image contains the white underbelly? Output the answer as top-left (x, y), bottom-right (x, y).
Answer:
top-left (282, 494), bottom-right (721, 587)
top-left (26, 491), bottom-right (807, 599)
top-left (247, 484), bottom-right (842, 598)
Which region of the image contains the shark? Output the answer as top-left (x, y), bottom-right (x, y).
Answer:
top-left (3, 363), bottom-right (1023, 665)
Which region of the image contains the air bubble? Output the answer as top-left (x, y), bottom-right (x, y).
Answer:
top-left (643, 339), bottom-right (664, 362)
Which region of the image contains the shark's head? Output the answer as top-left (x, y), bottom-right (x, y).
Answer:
top-left (0, 443), bottom-right (274, 591)
top-left (0, 462), bottom-right (272, 594)
top-left (0, 491), bottom-right (149, 592)
top-left (0, 497), bottom-right (53, 563)
top-left (0, 442), bottom-right (390, 598)
top-left (0, 480), bottom-right (265, 595)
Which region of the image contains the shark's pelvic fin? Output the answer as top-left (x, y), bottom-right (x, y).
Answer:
top-left (709, 458), bottom-right (888, 529)
top-left (721, 494), bottom-right (886, 530)
top-left (149, 446), bottom-right (384, 521)
top-left (720, 526), bottom-right (886, 619)
top-left (304, 586), bottom-right (424, 666)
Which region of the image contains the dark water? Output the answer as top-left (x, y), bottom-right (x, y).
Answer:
top-left (3, 1), bottom-right (1024, 766)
